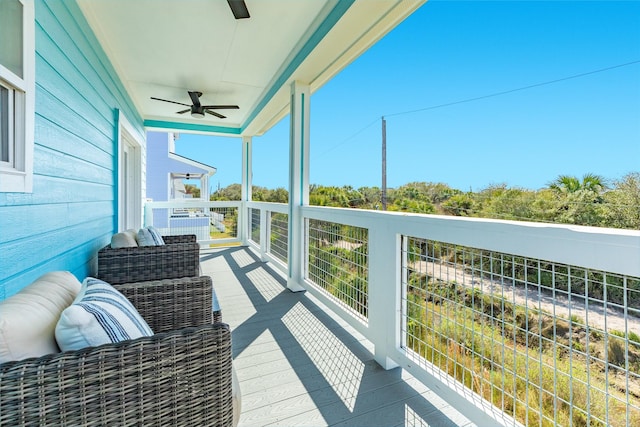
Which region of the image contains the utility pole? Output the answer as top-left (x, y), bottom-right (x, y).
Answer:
top-left (381, 116), bottom-right (387, 210)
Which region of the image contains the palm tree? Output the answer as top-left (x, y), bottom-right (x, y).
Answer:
top-left (581, 173), bottom-right (608, 193)
top-left (548, 173), bottom-right (608, 194)
top-left (548, 173), bottom-right (608, 226)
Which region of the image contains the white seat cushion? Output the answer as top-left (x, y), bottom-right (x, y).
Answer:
top-left (55, 277), bottom-right (153, 352)
top-left (232, 366), bottom-right (242, 427)
top-left (0, 271), bottom-right (82, 363)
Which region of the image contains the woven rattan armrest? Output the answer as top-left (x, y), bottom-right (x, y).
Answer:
top-left (97, 239), bottom-right (200, 285)
top-left (114, 276), bottom-right (221, 331)
top-left (163, 234), bottom-right (197, 244)
top-left (0, 323), bottom-right (234, 426)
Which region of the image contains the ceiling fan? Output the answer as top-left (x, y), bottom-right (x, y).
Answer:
top-left (151, 91), bottom-right (239, 119)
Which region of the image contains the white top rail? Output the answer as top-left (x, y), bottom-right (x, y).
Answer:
top-left (246, 201), bottom-right (288, 214)
top-left (301, 205), bottom-right (640, 277)
top-left (146, 200), bottom-right (242, 209)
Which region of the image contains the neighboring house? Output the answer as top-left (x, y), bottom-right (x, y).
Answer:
top-left (146, 131), bottom-right (216, 203)
top-left (146, 131), bottom-right (216, 240)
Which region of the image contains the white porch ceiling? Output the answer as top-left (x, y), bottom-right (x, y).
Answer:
top-left (77, 0), bottom-right (426, 137)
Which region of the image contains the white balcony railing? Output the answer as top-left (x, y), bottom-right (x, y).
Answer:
top-left (146, 200), bottom-right (640, 427)
top-left (144, 200), bottom-right (242, 246)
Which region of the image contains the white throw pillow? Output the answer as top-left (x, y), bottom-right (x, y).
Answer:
top-left (124, 229), bottom-right (138, 241)
top-left (55, 277), bottom-right (153, 352)
top-left (110, 230), bottom-right (138, 248)
top-left (0, 271), bottom-right (82, 363)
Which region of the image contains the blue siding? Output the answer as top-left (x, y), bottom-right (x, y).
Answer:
top-left (0, 0), bottom-right (144, 299)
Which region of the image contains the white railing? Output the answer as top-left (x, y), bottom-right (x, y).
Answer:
top-left (245, 202), bottom-right (640, 427)
top-left (144, 200), bottom-right (242, 246)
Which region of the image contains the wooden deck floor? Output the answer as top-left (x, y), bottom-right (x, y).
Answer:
top-left (200, 247), bottom-right (484, 427)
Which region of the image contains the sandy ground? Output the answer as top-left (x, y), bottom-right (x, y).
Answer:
top-left (410, 261), bottom-right (640, 335)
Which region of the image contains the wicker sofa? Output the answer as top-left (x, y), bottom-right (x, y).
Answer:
top-left (0, 276), bottom-right (235, 427)
top-left (97, 234), bottom-right (200, 285)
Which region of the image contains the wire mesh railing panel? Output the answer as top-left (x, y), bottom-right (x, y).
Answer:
top-left (249, 208), bottom-right (260, 245)
top-left (269, 211), bottom-right (288, 265)
top-left (208, 206), bottom-right (239, 241)
top-left (307, 219), bottom-right (368, 322)
top-left (401, 236), bottom-right (640, 427)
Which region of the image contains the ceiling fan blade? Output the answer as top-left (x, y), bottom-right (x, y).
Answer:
top-left (176, 108), bottom-right (190, 114)
top-left (151, 97), bottom-right (190, 107)
top-left (205, 109), bottom-right (227, 119)
top-left (227, 0), bottom-right (250, 19)
top-left (188, 91), bottom-right (202, 108)
top-left (201, 105), bottom-right (239, 110)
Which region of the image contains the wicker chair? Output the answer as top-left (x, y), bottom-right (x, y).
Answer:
top-left (0, 276), bottom-right (234, 427)
top-left (97, 234), bottom-right (200, 285)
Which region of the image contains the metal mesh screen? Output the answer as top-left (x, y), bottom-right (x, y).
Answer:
top-left (307, 219), bottom-right (368, 321)
top-left (401, 236), bottom-right (640, 427)
top-left (249, 208), bottom-right (260, 245)
top-left (269, 212), bottom-right (288, 264)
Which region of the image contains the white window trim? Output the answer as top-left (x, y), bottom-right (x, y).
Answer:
top-left (117, 110), bottom-right (144, 231)
top-left (0, 84), bottom-right (15, 168)
top-left (0, 0), bottom-right (35, 193)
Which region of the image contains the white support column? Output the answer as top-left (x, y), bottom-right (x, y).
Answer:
top-left (287, 81), bottom-right (310, 292)
top-left (241, 136), bottom-right (252, 202)
top-left (240, 136), bottom-right (252, 244)
top-left (368, 225), bottom-right (401, 370)
top-left (202, 175), bottom-right (209, 201)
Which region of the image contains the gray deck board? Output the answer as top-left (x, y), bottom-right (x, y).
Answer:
top-left (200, 247), bottom-right (488, 427)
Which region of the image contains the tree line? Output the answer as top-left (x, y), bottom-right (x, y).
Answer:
top-left (210, 172), bottom-right (640, 230)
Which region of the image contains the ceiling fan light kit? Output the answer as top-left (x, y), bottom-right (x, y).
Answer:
top-left (191, 109), bottom-right (205, 119)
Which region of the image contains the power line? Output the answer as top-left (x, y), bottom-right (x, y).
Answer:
top-left (315, 59), bottom-right (640, 158)
top-left (384, 60), bottom-right (640, 118)
top-left (315, 118), bottom-right (379, 158)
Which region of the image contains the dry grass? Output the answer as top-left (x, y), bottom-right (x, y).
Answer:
top-left (405, 282), bottom-right (640, 427)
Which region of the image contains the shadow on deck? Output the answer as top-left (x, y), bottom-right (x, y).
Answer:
top-left (200, 247), bottom-right (478, 427)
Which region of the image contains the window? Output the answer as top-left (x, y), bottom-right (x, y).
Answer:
top-left (1, 85), bottom-right (10, 165)
top-left (0, 0), bottom-right (34, 193)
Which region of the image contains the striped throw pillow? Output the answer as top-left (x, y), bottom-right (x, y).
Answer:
top-left (146, 226), bottom-right (165, 245)
top-left (137, 226), bottom-right (165, 246)
top-left (55, 277), bottom-right (153, 351)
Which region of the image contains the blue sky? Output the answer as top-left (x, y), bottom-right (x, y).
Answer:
top-left (175, 0), bottom-right (640, 192)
